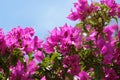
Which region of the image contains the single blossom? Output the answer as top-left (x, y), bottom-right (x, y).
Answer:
top-left (76, 71), bottom-right (89, 80)
top-left (41, 76), bottom-right (46, 80)
top-left (32, 36), bottom-right (43, 50)
top-left (67, 10), bottom-right (79, 21)
top-left (68, 0), bottom-right (90, 21)
top-left (34, 50), bottom-right (44, 62)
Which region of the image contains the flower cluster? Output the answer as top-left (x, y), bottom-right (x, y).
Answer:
top-left (67, 0), bottom-right (90, 21)
top-left (67, 0), bottom-right (120, 79)
top-left (68, 0), bottom-right (120, 21)
top-left (5, 27), bottom-right (43, 54)
top-left (43, 24), bottom-right (82, 55)
top-left (0, 0), bottom-right (120, 80)
top-left (100, 0), bottom-right (119, 17)
top-left (0, 27), bottom-right (44, 80)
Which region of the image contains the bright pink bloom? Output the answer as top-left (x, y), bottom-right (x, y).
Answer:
top-left (62, 54), bottom-right (80, 75)
top-left (0, 28), bottom-right (6, 54)
top-left (41, 76), bottom-right (46, 80)
top-left (34, 50), bottom-right (44, 62)
top-left (43, 24), bottom-right (82, 54)
top-left (68, 0), bottom-right (90, 21)
top-left (76, 71), bottom-right (89, 80)
top-left (10, 59), bottom-right (39, 80)
top-left (96, 37), bottom-right (114, 64)
top-left (5, 27), bottom-right (35, 52)
top-left (67, 10), bottom-right (78, 21)
top-left (101, 0), bottom-right (117, 16)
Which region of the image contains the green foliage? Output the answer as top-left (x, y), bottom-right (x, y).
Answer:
top-left (28, 52), bottom-right (34, 61)
top-left (65, 73), bottom-right (73, 80)
top-left (0, 73), bottom-right (3, 80)
top-left (113, 16), bottom-right (118, 24)
top-left (38, 52), bottom-right (63, 80)
top-left (94, 64), bottom-right (104, 80)
top-left (11, 48), bottom-right (22, 66)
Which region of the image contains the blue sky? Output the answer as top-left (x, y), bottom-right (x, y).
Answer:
top-left (0, 0), bottom-right (120, 39)
top-left (0, 0), bottom-right (77, 39)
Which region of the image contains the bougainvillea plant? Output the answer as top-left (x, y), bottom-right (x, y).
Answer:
top-left (0, 0), bottom-right (120, 80)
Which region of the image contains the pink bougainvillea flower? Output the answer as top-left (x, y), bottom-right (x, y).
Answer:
top-left (10, 59), bottom-right (39, 80)
top-left (34, 50), bottom-right (44, 62)
top-left (10, 60), bottom-right (28, 80)
top-left (43, 24), bottom-right (82, 54)
top-left (0, 28), bottom-right (4, 41)
top-left (41, 76), bottom-right (46, 80)
top-left (59, 43), bottom-right (69, 55)
top-left (103, 68), bottom-right (119, 80)
top-left (67, 10), bottom-right (79, 21)
top-left (5, 27), bottom-right (22, 48)
top-left (26, 59), bottom-right (39, 75)
top-left (76, 71), bottom-right (90, 80)
top-left (59, 24), bottom-right (82, 49)
top-left (43, 40), bottom-right (55, 54)
top-left (96, 37), bottom-right (114, 64)
top-left (104, 24), bottom-right (118, 41)
top-left (62, 54), bottom-right (80, 75)
top-left (24, 27), bottom-right (34, 38)
top-left (101, 0), bottom-right (116, 8)
top-left (4, 27), bottom-right (35, 53)
top-left (101, 0), bottom-right (117, 16)
top-left (33, 36), bottom-right (43, 50)
top-left (0, 28), bottom-right (6, 54)
top-left (68, 0), bottom-right (90, 21)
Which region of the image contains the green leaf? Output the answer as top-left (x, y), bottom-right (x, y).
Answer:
top-left (51, 52), bottom-right (60, 61)
top-left (80, 63), bottom-right (86, 71)
top-left (28, 52), bottom-right (34, 61)
top-left (13, 48), bottom-right (21, 56)
top-left (41, 57), bottom-right (51, 68)
top-left (0, 56), bottom-right (4, 68)
top-left (98, 17), bottom-right (102, 23)
top-left (65, 73), bottom-right (73, 80)
top-left (113, 16), bottom-right (118, 24)
top-left (3, 65), bottom-right (9, 80)
top-left (94, 64), bottom-right (104, 80)
top-left (11, 48), bottom-right (22, 66)
top-left (0, 73), bottom-right (3, 80)
top-left (76, 22), bottom-right (83, 28)
top-left (11, 55), bottom-right (18, 66)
